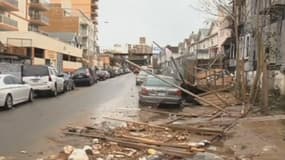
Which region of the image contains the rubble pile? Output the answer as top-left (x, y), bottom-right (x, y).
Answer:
top-left (44, 115), bottom-right (235, 160)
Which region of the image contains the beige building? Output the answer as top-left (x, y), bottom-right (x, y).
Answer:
top-left (0, 0), bottom-right (83, 72)
top-left (41, 3), bottom-right (97, 57)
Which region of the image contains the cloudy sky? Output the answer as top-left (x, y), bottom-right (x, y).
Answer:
top-left (98, 0), bottom-right (208, 49)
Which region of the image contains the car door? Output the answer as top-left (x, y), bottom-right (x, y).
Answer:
top-left (3, 76), bottom-right (21, 104)
top-left (53, 69), bottom-right (64, 92)
top-left (10, 76), bottom-right (28, 102)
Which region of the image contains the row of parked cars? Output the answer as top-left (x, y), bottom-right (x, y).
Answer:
top-left (0, 65), bottom-right (129, 109)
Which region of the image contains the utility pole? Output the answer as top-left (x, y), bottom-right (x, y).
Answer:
top-left (233, 0), bottom-right (241, 98)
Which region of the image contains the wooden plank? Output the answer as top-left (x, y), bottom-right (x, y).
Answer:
top-left (198, 86), bottom-right (233, 97)
top-left (214, 93), bottom-right (230, 106)
top-left (141, 108), bottom-right (198, 118)
top-left (64, 131), bottom-right (196, 158)
top-left (163, 124), bottom-right (224, 135)
top-left (103, 117), bottom-right (168, 130)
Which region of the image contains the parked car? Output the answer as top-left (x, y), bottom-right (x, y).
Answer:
top-left (139, 75), bottom-right (182, 107)
top-left (96, 70), bottom-right (108, 81)
top-left (61, 73), bottom-right (75, 92)
top-left (103, 70), bottom-right (111, 79)
top-left (114, 69), bottom-right (120, 76)
top-left (72, 67), bottom-right (98, 86)
top-left (22, 65), bottom-right (64, 97)
top-left (136, 71), bottom-right (148, 85)
top-left (107, 69), bottom-right (116, 78)
top-left (0, 74), bottom-right (33, 109)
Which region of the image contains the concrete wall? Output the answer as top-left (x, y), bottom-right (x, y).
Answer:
top-left (71, 0), bottom-right (92, 18)
top-left (41, 4), bottom-right (80, 33)
top-left (33, 58), bottom-right (45, 65)
top-left (63, 61), bottom-right (82, 72)
top-left (0, 31), bottom-right (82, 58)
top-left (0, 63), bottom-right (22, 79)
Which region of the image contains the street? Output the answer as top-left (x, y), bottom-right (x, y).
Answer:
top-left (0, 73), bottom-right (138, 157)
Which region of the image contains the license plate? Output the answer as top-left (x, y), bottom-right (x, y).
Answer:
top-left (158, 92), bottom-right (166, 96)
top-left (32, 79), bottom-right (40, 82)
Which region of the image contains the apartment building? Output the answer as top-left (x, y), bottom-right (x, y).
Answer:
top-left (41, 3), bottom-right (96, 60)
top-left (237, 0), bottom-right (285, 94)
top-left (0, 0), bottom-right (83, 72)
top-left (70, 0), bottom-right (99, 25)
top-left (28, 0), bottom-right (49, 32)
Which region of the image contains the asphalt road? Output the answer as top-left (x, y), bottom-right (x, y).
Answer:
top-left (0, 73), bottom-right (138, 157)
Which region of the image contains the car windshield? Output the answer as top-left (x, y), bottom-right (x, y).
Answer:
top-left (23, 65), bottom-right (49, 76)
top-left (145, 77), bottom-right (176, 87)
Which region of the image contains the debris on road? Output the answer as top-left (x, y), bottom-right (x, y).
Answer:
top-left (43, 107), bottom-right (241, 160)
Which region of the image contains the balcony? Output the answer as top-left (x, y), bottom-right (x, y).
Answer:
top-left (91, 0), bottom-right (98, 8)
top-left (91, 10), bottom-right (98, 17)
top-left (0, 14), bottom-right (18, 31)
top-left (0, 0), bottom-right (18, 11)
top-left (92, 18), bottom-right (98, 25)
top-left (29, 0), bottom-right (49, 11)
top-left (29, 14), bottom-right (49, 26)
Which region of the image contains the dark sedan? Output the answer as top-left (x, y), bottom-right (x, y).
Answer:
top-left (72, 67), bottom-right (98, 86)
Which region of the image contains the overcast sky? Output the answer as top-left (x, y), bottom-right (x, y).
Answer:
top-left (98, 0), bottom-right (207, 49)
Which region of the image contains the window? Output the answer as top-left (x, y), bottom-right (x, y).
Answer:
top-left (63, 54), bottom-right (69, 61)
top-left (10, 76), bottom-right (21, 84)
top-left (23, 65), bottom-right (49, 76)
top-left (34, 48), bottom-right (45, 58)
top-left (4, 76), bottom-right (14, 85)
top-left (4, 76), bottom-right (20, 85)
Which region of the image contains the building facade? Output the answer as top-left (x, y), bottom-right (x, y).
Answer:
top-left (0, 0), bottom-right (83, 72)
top-left (237, 0), bottom-right (285, 95)
top-left (41, 3), bottom-right (97, 64)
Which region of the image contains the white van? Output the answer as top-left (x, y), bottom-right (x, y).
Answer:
top-left (22, 65), bottom-right (64, 96)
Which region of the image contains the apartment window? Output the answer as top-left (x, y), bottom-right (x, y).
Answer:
top-left (70, 56), bottom-right (77, 62)
top-left (34, 48), bottom-right (44, 58)
top-left (63, 54), bottom-right (69, 61)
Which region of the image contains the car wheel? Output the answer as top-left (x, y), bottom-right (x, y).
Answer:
top-left (28, 90), bottom-right (34, 102)
top-left (138, 101), bottom-right (146, 108)
top-left (63, 86), bottom-right (67, 92)
top-left (4, 95), bottom-right (13, 109)
top-left (71, 83), bottom-right (75, 90)
top-left (51, 87), bottom-right (58, 97)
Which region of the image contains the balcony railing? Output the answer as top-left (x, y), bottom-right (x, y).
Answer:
top-left (0, 14), bottom-right (18, 30)
top-left (29, 14), bottom-right (49, 25)
top-left (0, 0), bottom-right (18, 11)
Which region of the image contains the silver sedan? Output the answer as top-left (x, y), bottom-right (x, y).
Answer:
top-left (139, 75), bottom-right (182, 107)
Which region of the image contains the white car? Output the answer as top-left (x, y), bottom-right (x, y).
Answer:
top-left (0, 74), bottom-right (33, 109)
top-left (22, 65), bottom-right (65, 96)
